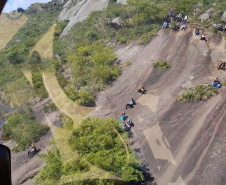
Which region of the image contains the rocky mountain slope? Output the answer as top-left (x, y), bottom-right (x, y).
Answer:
top-left (91, 28), bottom-right (226, 185)
top-left (58, 0), bottom-right (126, 36)
top-left (1, 0), bottom-right (226, 184)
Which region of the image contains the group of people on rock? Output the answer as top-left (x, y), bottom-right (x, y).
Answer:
top-left (162, 9), bottom-right (210, 42)
top-left (119, 111), bottom-right (134, 132)
top-left (119, 85), bottom-right (147, 132)
top-left (162, 9), bottom-right (188, 31)
top-left (213, 23), bottom-right (226, 32)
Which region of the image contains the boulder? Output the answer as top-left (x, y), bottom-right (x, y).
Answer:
top-left (58, 0), bottom-right (109, 36)
top-left (117, 0), bottom-right (127, 4)
top-left (221, 12), bottom-right (226, 23)
top-left (111, 17), bottom-right (122, 26)
top-left (197, 2), bottom-right (203, 8)
top-left (206, 8), bottom-right (215, 14)
top-left (193, 8), bottom-right (201, 16)
top-left (211, 3), bottom-right (217, 7)
top-left (199, 13), bottom-right (210, 22)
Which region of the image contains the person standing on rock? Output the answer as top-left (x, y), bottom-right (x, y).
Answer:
top-left (177, 12), bottom-right (182, 22)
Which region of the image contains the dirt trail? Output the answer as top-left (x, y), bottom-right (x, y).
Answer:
top-left (92, 28), bottom-right (226, 185)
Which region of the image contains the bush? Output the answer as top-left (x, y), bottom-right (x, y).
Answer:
top-left (178, 85), bottom-right (219, 102)
top-left (76, 89), bottom-right (95, 106)
top-left (34, 146), bottom-right (90, 184)
top-left (32, 72), bottom-right (48, 99)
top-left (139, 31), bottom-right (156, 45)
top-left (43, 102), bottom-right (57, 113)
top-left (3, 107), bottom-right (49, 151)
top-left (69, 118), bottom-right (144, 183)
top-left (153, 61), bottom-right (170, 69)
top-left (124, 61), bottom-right (132, 67)
top-left (28, 50), bottom-right (41, 65)
top-left (59, 113), bottom-right (73, 128)
top-left (67, 44), bottom-right (121, 87)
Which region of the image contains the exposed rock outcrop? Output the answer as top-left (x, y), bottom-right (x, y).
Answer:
top-left (199, 7), bottom-right (216, 22)
top-left (199, 12), bottom-right (210, 21)
top-left (117, 0), bottom-right (127, 4)
top-left (58, 0), bottom-right (109, 36)
top-left (58, 0), bottom-right (127, 36)
top-left (221, 11), bottom-right (226, 23)
top-left (112, 17), bottom-right (122, 26)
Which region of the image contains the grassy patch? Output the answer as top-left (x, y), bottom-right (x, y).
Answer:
top-left (2, 77), bottom-right (36, 108)
top-left (222, 81), bottom-right (226, 86)
top-left (178, 84), bottom-right (219, 102)
top-left (124, 61), bottom-right (132, 67)
top-left (153, 61), bottom-right (170, 69)
top-left (0, 12), bottom-right (28, 50)
top-left (31, 24), bottom-right (55, 59)
top-left (5, 2), bottom-right (63, 64)
top-left (32, 72), bottom-right (48, 99)
top-left (3, 107), bottom-right (49, 151)
top-left (59, 113), bottom-right (73, 129)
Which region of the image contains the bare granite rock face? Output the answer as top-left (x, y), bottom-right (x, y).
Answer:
top-left (117, 0), bottom-right (127, 4)
top-left (58, 0), bottom-right (109, 36)
top-left (58, 0), bottom-right (127, 36)
top-left (221, 11), bottom-right (226, 23)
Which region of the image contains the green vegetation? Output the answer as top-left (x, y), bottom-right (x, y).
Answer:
top-left (2, 77), bottom-right (36, 108)
top-left (55, 43), bottom-right (120, 106)
top-left (178, 84), bottom-right (219, 102)
top-left (5, 2), bottom-right (63, 64)
top-left (69, 118), bottom-right (143, 183)
top-left (43, 102), bottom-right (58, 113)
top-left (222, 81), bottom-right (226, 86)
top-left (67, 44), bottom-right (120, 86)
top-left (32, 72), bottom-right (48, 99)
top-left (3, 107), bottom-right (49, 151)
top-left (139, 31), bottom-right (157, 45)
top-left (34, 146), bottom-right (90, 185)
top-left (0, 1), bottom-right (63, 108)
top-left (53, 20), bottom-right (69, 56)
top-left (153, 61), bottom-right (170, 69)
top-left (59, 113), bottom-right (73, 128)
top-left (124, 61), bottom-right (132, 67)
top-left (34, 118), bottom-right (143, 184)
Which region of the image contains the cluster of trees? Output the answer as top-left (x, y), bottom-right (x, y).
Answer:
top-left (67, 44), bottom-right (121, 87)
top-left (34, 118), bottom-right (143, 184)
top-left (5, 1), bottom-right (63, 65)
top-left (3, 107), bottom-right (49, 151)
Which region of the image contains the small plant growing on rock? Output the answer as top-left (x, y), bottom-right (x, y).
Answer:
top-left (124, 61), bottom-right (132, 67)
top-left (153, 61), bottom-right (170, 69)
top-left (139, 32), bottom-right (156, 45)
top-left (178, 84), bottom-right (219, 102)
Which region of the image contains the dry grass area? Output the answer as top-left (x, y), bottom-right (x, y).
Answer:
top-left (31, 24), bottom-right (55, 58)
top-left (0, 12), bottom-right (27, 50)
